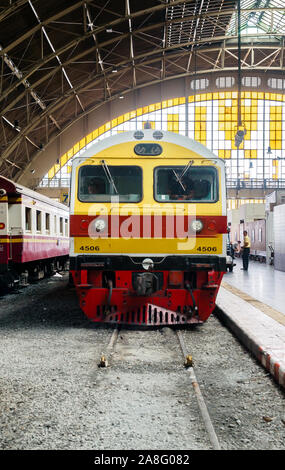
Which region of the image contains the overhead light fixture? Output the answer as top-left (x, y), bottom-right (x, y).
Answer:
top-left (235, 0), bottom-right (245, 150)
top-left (106, 29), bottom-right (113, 33)
top-left (119, 95), bottom-right (124, 99)
top-left (30, 169), bottom-right (35, 174)
top-left (144, 121), bottom-right (152, 129)
top-left (112, 67), bottom-right (118, 73)
top-left (235, 127), bottom-right (247, 147)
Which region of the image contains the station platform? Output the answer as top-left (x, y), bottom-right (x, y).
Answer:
top-left (216, 258), bottom-right (285, 390)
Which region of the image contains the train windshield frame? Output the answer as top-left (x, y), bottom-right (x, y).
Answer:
top-left (154, 165), bottom-right (218, 203)
top-left (78, 165), bottom-right (143, 203)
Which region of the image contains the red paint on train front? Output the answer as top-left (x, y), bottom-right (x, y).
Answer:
top-left (70, 268), bottom-right (224, 325)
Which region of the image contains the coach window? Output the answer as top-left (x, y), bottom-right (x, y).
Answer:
top-left (154, 166), bottom-right (218, 202)
top-left (54, 215), bottom-right (57, 234)
top-left (25, 207), bottom-right (32, 231)
top-left (36, 210), bottom-right (42, 232)
top-left (59, 217), bottom-right (63, 235)
top-left (78, 165), bottom-right (143, 202)
top-left (45, 213), bottom-right (50, 233)
top-left (64, 218), bottom-right (68, 236)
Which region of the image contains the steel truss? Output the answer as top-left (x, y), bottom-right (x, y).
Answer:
top-left (0, 1), bottom-right (285, 181)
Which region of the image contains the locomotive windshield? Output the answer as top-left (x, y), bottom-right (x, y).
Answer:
top-left (154, 166), bottom-right (218, 202)
top-left (78, 165), bottom-right (143, 202)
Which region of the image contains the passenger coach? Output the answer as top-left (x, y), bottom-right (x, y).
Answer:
top-left (0, 176), bottom-right (69, 290)
top-left (70, 130), bottom-right (228, 326)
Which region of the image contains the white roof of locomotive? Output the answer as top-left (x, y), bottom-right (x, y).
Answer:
top-left (72, 130), bottom-right (222, 164)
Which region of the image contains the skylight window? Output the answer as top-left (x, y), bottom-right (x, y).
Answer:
top-left (227, 0), bottom-right (285, 38)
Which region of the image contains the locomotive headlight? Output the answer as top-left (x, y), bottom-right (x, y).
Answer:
top-left (142, 258), bottom-right (154, 271)
top-left (94, 218), bottom-right (106, 232)
top-left (190, 219), bottom-right (203, 233)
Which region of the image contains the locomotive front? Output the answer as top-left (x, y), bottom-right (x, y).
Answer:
top-left (70, 130), bottom-right (227, 325)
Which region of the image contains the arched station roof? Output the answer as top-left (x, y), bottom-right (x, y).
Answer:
top-left (1, 0), bottom-right (285, 187)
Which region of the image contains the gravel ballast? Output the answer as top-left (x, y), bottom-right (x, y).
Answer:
top-left (0, 274), bottom-right (284, 450)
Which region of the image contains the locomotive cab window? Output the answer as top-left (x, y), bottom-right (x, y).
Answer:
top-left (154, 166), bottom-right (218, 202)
top-left (78, 165), bottom-right (142, 202)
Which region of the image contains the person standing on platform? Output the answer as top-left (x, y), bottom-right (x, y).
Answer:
top-left (241, 230), bottom-right (251, 271)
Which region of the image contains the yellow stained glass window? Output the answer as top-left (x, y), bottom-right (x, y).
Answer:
top-left (42, 91), bottom-right (285, 185)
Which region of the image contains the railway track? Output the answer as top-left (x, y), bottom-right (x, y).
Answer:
top-left (1, 276), bottom-right (284, 450)
top-left (175, 330), bottom-right (221, 450)
top-left (97, 325), bottom-right (221, 450)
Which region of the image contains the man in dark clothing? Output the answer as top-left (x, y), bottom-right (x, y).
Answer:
top-left (241, 230), bottom-right (250, 271)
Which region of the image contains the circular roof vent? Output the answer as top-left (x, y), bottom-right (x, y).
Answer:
top-left (153, 131), bottom-right (163, 140)
top-left (133, 130), bottom-right (144, 140)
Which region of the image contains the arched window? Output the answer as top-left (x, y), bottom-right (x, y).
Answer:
top-left (216, 76), bottom-right (235, 88)
top-left (242, 76), bottom-right (261, 87)
top-left (190, 78), bottom-right (209, 91)
top-left (268, 78), bottom-right (285, 90)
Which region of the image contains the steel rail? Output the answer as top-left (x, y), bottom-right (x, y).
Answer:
top-left (175, 329), bottom-right (221, 450)
top-left (98, 325), bottom-right (120, 368)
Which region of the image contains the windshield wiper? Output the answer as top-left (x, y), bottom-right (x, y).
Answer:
top-left (100, 160), bottom-right (118, 194)
top-left (172, 160), bottom-right (194, 192)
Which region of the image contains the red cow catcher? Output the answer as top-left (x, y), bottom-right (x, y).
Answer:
top-left (71, 263), bottom-right (225, 326)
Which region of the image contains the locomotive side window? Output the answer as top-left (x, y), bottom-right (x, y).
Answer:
top-left (78, 165), bottom-right (143, 202)
top-left (154, 166), bottom-right (218, 203)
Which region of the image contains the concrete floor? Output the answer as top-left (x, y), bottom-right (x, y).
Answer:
top-left (223, 257), bottom-right (285, 316)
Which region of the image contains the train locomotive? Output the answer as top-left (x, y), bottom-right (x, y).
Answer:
top-left (70, 130), bottom-right (228, 326)
top-left (0, 176), bottom-right (69, 290)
